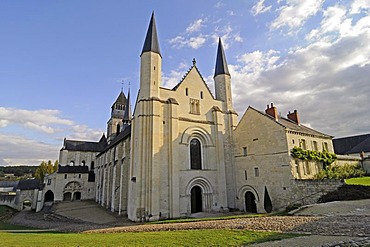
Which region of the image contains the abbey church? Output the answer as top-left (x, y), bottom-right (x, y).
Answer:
top-left (39, 13), bottom-right (351, 221)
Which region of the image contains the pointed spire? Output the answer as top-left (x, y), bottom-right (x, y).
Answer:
top-left (214, 37), bottom-right (230, 77)
top-left (123, 89), bottom-right (132, 124)
top-left (141, 12), bottom-right (161, 57)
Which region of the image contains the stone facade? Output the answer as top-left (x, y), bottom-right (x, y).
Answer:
top-left (233, 105), bottom-right (336, 213)
top-left (37, 13), bottom-right (345, 220)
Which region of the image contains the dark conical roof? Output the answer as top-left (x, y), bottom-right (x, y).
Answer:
top-left (141, 12), bottom-right (161, 57)
top-left (214, 38), bottom-right (230, 77)
top-left (123, 90), bottom-right (132, 122)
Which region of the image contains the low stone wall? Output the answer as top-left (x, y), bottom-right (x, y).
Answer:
top-left (286, 179), bottom-right (344, 208)
top-left (334, 155), bottom-right (361, 166)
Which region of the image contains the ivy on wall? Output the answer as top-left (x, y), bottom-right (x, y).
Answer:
top-left (291, 146), bottom-right (337, 165)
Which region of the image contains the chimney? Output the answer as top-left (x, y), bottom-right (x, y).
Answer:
top-left (265, 103), bottom-right (278, 121)
top-left (287, 110), bottom-right (300, 125)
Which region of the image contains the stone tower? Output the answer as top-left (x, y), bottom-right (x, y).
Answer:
top-left (214, 38), bottom-right (238, 208)
top-left (107, 91), bottom-right (127, 143)
top-left (128, 12), bottom-right (164, 221)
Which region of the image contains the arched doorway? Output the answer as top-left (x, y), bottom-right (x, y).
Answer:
top-left (22, 200), bottom-right (32, 210)
top-left (44, 190), bottom-right (54, 202)
top-left (73, 191), bottom-right (81, 200)
top-left (191, 186), bottom-right (202, 213)
top-left (245, 191), bottom-right (257, 213)
top-left (63, 192), bottom-right (72, 201)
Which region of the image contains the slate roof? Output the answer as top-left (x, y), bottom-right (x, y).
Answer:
top-left (0, 181), bottom-right (18, 189)
top-left (141, 12), bottom-right (161, 57)
top-left (333, 134), bottom-right (370, 155)
top-left (250, 107), bottom-right (331, 138)
top-left (98, 125), bottom-right (131, 156)
top-left (214, 38), bottom-right (230, 77)
top-left (17, 179), bottom-right (41, 190)
top-left (57, 166), bottom-right (89, 173)
top-left (114, 91), bottom-right (127, 106)
top-left (62, 136), bottom-right (107, 152)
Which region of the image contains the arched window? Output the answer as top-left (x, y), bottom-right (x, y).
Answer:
top-left (116, 124), bottom-right (121, 134)
top-left (81, 160), bottom-right (85, 166)
top-left (69, 161), bottom-right (75, 166)
top-left (190, 138), bottom-right (202, 169)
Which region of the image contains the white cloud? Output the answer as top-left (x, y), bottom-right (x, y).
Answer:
top-left (0, 133), bottom-right (59, 166)
top-left (68, 124), bottom-right (104, 141)
top-left (169, 34), bottom-right (207, 49)
top-left (351, 0), bottom-right (370, 14)
top-left (252, 0), bottom-right (272, 16)
top-left (162, 63), bottom-right (190, 89)
top-left (0, 107), bottom-right (73, 134)
top-left (270, 0), bottom-right (324, 32)
top-left (186, 19), bottom-right (205, 33)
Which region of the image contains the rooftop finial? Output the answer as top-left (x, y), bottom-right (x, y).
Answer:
top-left (192, 58), bottom-right (196, 66)
top-left (121, 80), bottom-right (124, 92)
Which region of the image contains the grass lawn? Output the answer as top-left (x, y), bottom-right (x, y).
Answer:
top-left (345, 176), bottom-right (370, 186)
top-left (0, 230), bottom-right (298, 246)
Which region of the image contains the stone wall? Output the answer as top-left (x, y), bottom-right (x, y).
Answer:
top-left (286, 179), bottom-right (344, 208)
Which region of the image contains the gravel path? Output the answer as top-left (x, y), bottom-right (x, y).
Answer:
top-left (7, 200), bottom-right (370, 246)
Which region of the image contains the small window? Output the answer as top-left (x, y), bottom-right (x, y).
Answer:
top-left (81, 160), bottom-right (86, 166)
top-left (79, 174), bottom-right (81, 179)
top-left (186, 88), bottom-right (188, 96)
top-left (312, 141), bottom-right (318, 151)
top-left (305, 161), bottom-right (311, 175)
top-left (200, 91), bottom-right (203, 99)
top-left (64, 174), bottom-right (67, 179)
top-left (70, 161), bottom-right (75, 166)
top-left (292, 139), bottom-right (295, 144)
top-left (190, 98), bottom-right (200, 114)
top-left (244, 170), bottom-right (247, 180)
top-left (91, 161), bottom-right (95, 170)
top-left (117, 124), bottom-right (121, 134)
top-left (47, 179), bottom-right (51, 185)
top-left (300, 139), bottom-right (306, 150)
top-left (154, 66), bottom-right (156, 70)
top-left (323, 142), bottom-right (328, 152)
top-left (243, 147), bottom-right (247, 156)
top-left (254, 167), bottom-right (259, 177)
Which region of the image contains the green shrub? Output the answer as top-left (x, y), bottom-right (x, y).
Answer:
top-left (314, 163), bottom-right (365, 180)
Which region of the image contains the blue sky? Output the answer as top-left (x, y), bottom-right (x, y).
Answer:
top-left (1, 0), bottom-right (369, 166)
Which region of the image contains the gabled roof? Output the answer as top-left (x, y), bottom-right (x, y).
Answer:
top-left (62, 138), bottom-right (107, 152)
top-left (171, 62), bottom-right (215, 99)
top-left (141, 12), bottom-right (161, 57)
top-left (57, 166), bottom-right (89, 174)
top-left (249, 106), bottom-right (331, 138)
top-left (333, 134), bottom-right (370, 155)
top-left (17, 179), bottom-right (41, 190)
top-left (214, 38), bottom-right (230, 77)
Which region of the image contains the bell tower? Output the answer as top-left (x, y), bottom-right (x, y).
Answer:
top-left (107, 91), bottom-right (126, 143)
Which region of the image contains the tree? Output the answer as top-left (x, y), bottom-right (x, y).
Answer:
top-left (34, 160), bottom-right (59, 181)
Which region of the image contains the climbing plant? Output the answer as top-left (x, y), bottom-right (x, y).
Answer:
top-left (291, 146), bottom-right (337, 166)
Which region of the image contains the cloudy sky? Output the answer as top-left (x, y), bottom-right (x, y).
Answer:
top-left (1, 0), bottom-right (369, 166)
